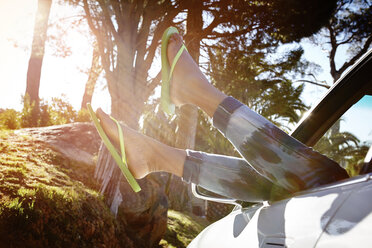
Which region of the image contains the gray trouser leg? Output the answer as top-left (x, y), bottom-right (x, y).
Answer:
top-left (212, 97), bottom-right (348, 193)
top-left (182, 150), bottom-right (290, 202)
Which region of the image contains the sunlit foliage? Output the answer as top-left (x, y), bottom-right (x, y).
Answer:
top-left (314, 120), bottom-right (370, 176)
top-left (0, 96), bottom-right (90, 130)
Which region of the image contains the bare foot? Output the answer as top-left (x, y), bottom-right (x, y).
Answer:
top-left (96, 108), bottom-right (154, 179)
top-left (167, 33), bottom-right (227, 117)
top-left (167, 34), bottom-right (209, 107)
top-left (96, 108), bottom-right (185, 178)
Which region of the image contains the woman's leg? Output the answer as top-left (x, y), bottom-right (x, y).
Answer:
top-left (183, 150), bottom-right (290, 202)
top-left (96, 109), bottom-right (286, 201)
top-left (167, 34), bottom-right (349, 193)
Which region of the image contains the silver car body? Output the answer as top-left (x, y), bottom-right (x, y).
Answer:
top-left (189, 174), bottom-right (372, 247)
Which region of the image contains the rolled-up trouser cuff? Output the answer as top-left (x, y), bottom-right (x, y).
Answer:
top-left (182, 149), bottom-right (290, 202)
top-left (182, 150), bottom-right (202, 184)
top-left (213, 96), bottom-right (243, 136)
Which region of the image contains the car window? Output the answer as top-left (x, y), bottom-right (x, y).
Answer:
top-left (314, 95), bottom-right (372, 177)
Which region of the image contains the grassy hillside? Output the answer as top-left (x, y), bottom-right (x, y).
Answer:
top-left (0, 129), bottom-right (135, 247)
top-left (0, 129), bottom-right (208, 247)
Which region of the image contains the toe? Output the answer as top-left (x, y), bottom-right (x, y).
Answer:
top-left (96, 108), bottom-right (117, 138)
top-left (96, 108), bottom-right (109, 122)
top-left (167, 33), bottom-right (185, 66)
top-left (174, 33), bottom-right (182, 43)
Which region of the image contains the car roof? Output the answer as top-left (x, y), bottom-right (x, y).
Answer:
top-left (291, 49), bottom-right (372, 147)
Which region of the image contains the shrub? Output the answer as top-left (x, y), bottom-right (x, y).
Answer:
top-left (19, 95), bottom-right (86, 128)
top-left (76, 108), bottom-right (91, 123)
top-left (39, 102), bottom-right (51, 127)
top-left (48, 97), bottom-right (77, 125)
top-left (20, 95), bottom-right (37, 128)
top-left (0, 109), bottom-right (20, 129)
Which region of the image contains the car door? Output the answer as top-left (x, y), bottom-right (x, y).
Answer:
top-left (315, 176), bottom-right (372, 247)
top-left (189, 177), bottom-right (366, 248)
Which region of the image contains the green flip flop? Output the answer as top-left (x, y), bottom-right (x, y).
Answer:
top-left (161, 26), bottom-right (188, 115)
top-left (87, 103), bottom-right (141, 193)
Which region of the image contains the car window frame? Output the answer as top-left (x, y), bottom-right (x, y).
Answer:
top-left (291, 49), bottom-right (372, 147)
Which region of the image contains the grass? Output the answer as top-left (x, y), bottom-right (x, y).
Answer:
top-left (0, 129), bottom-right (133, 247)
top-left (0, 129), bottom-right (209, 247)
top-left (160, 210), bottom-right (210, 248)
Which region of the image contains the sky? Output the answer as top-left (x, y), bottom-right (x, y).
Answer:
top-left (0, 0), bottom-right (111, 113)
top-left (0, 0), bottom-right (370, 142)
top-left (341, 96), bottom-right (372, 145)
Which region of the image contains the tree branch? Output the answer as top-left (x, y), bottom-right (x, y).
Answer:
top-left (144, 70), bottom-right (161, 100)
top-left (83, 0), bottom-right (114, 82)
top-left (206, 28), bottom-right (251, 39)
top-left (135, 13), bottom-right (151, 74)
top-left (97, 0), bottom-right (120, 42)
top-left (110, 0), bottom-right (124, 28)
top-left (201, 15), bottom-right (222, 37)
top-left (337, 35), bottom-right (372, 75)
top-left (327, 24), bottom-right (339, 80)
top-left (143, 6), bottom-right (182, 72)
top-left (295, 80), bottom-right (330, 89)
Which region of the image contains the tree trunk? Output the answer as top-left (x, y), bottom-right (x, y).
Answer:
top-left (81, 45), bottom-right (102, 110)
top-left (167, 0), bottom-right (203, 213)
top-left (84, 4), bottom-right (169, 245)
top-left (176, 0), bottom-right (204, 149)
top-left (25, 0), bottom-right (52, 125)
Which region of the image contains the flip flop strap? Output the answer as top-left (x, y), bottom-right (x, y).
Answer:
top-left (86, 104), bottom-right (141, 192)
top-left (168, 44), bottom-right (187, 82)
top-left (110, 116), bottom-right (127, 165)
